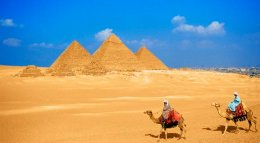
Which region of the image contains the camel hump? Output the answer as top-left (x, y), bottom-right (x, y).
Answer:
top-left (241, 101), bottom-right (249, 112)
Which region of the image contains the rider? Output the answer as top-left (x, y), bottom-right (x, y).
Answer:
top-left (228, 92), bottom-right (241, 113)
top-left (162, 99), bottom-right (172, 122)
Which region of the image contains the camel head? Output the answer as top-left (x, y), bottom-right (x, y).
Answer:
top-left (211, 102), bottom-right (221, 107)
top-left (144, 110), bottom-right (153, 117)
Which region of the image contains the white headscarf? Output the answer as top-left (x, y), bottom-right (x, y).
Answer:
top-left (163, 99), bottom-right (169, 106)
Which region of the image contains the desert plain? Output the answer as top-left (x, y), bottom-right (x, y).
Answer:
top-left (0, 65), bottom-right (260, 143)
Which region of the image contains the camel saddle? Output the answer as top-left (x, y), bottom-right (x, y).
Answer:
top-left (160, 110), bottom-right (181, 124)
top-left (226, 103), bottom-right (245, 117)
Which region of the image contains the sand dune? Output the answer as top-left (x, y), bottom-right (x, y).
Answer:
top-left (98, 95), bottom-right (192, 101)
top-left (0, 66), bottom-right (259, 143)
top-left (0, 103), bottom-right (105, 116)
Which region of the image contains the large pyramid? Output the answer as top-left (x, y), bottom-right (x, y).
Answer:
top-left (135, 46), bottom-right (168, 70)
top-left (82, 61), bottom-right (107, 75)
top-left (92, 34), bottom-right (145, 71)
top-left (51, 40), bottom-right (91, 75)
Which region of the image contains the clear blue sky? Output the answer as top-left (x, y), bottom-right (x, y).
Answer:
top-left (0, 0), bottom-right (260, 68)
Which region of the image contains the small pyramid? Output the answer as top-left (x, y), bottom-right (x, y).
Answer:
top-left (17, 65), bottom-right (44, 77)
top-left (50, 40), bottom-right (91, 75)
top-left (92, 34), bottom-right (145, 71)
top-left (136, 46), bottom-right (168, 70)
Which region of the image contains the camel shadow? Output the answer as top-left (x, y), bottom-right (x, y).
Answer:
top-left (202, 125), bottom-right (247, 134)
top-left (145, 132), bottom-right (181, 139)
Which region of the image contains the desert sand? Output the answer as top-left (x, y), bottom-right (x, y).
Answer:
top-left (0, 66), bottom-right (260, 143)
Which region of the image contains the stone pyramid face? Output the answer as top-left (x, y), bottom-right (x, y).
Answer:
top-left (51, 41), bottom-right (91, 72)
top-left (82, 61), bottom-right (107, 75)
top-left (92, 34), bottom-right (145, 71)
top-left (136, 47), bottom-right (168, 70)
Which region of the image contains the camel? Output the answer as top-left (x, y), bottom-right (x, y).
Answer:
top-left (144, 110), bottom-right (186, 141)
top-left (211, 102), bottom-right (257, 135)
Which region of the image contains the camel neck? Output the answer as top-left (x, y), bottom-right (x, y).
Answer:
top-left (215, 106), bottom-right (228, 119)
top-left (149, 114), bottom-right (160, 124)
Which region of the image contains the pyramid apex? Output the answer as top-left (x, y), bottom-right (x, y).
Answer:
top-left (72, 40), bottom-right (79, 43)
top-left (110, 33), bottom-right (116, 36)
top-left (66, 40), bottom-right (85, 50)
top-left (70, 40), bottom-right (80, 45)
top-left (140, 46), bottom-right (148, 50)
top-left (137, 46), bottom-right (149, 54)
top-left (105, 33), bottom-right (122, 43)
top-left (140, 44), bottom-right (147, 47)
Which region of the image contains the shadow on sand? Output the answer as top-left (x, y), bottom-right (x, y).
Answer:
top-left (202, 125), bottom-right (247, 134)
top-left (145, 132), bottom-right (180, 139)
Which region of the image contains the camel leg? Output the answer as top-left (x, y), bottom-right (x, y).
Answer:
top-left (252, 119), bottom-right (257, 132)
top-left (178, 117), bottom-right (186, 139)
top-left (179, 128), bottom-right (183, 138)
top-left (183, 123), bottom-right (187, 138)
top-left (247, 110), bottom-right (257, 132)
top-left (178, 123), bottom-right (184, 139)
top-left (165, 129), bottom-right (167, 140)
top-left (248, 120), bottom-right (252, 132)
top-left (157, 128), bottom-right (163, 142)
top-left (245, 110), bottom-right (257, 132)
top-left (234, 121), bottom-right (239, 134)
top-left (223, 119), bottom-right (229, 135)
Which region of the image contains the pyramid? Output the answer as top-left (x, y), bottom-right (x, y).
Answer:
top-left (135, 46), bottom-right (168, 70)
top-left (49, 65), bottom-right (75, 76)
top-left (51, 40), bottom-right (91, 75)
top-left (92, 34), bottom-right (145, 71)
top-left (17, 65), bottom-right (44, 77)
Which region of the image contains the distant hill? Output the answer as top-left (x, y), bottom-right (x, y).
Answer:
top-left (203, 67), bottom-right (260, 77)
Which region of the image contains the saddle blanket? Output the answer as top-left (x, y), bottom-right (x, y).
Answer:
top-left (160, 110), bottom-right (181, 124)
top-left (227, 103), bottom-right (245, 117)
top-left (235, 103), bottom-right (244, 117)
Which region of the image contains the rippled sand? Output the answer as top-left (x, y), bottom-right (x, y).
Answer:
top-left (0, 66), bottom-right (260, 143)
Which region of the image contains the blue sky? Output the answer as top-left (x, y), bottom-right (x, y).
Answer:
top-left (0, 0), bottom-right (260, 68)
